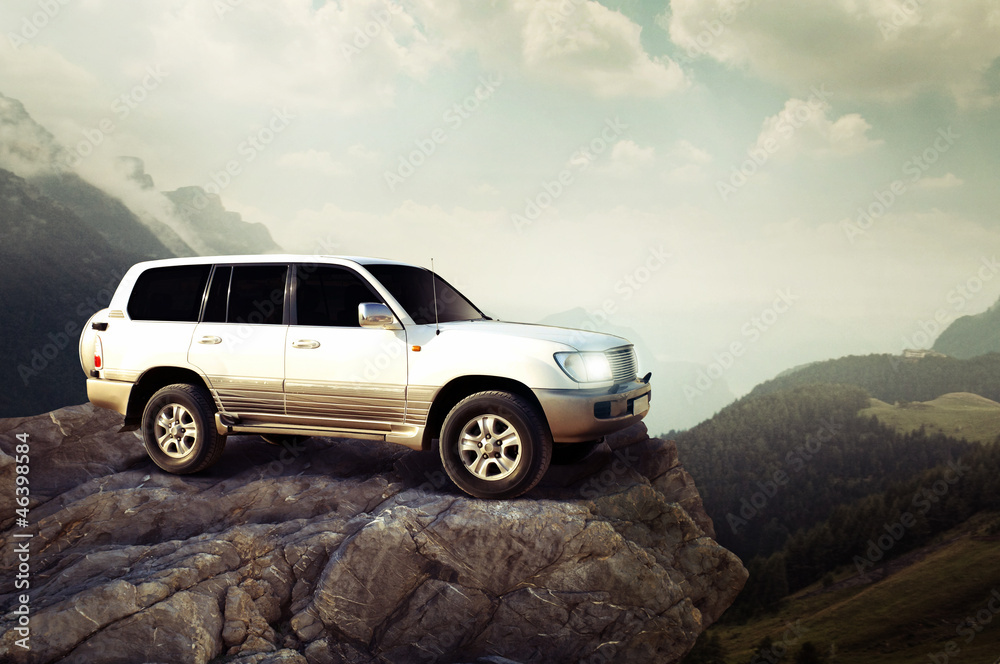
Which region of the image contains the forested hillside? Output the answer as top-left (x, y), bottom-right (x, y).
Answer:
top-left (675, 382), bottom-right (1000, 623)
top-left (750, 353), bottom-right (1000, 403)
top-left (674, 384), bottom-right (976, 562)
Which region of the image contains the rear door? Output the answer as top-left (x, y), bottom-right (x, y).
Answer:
top-left (187, 263), bottom-right (289, 418)
top-left (283, 264), bottom-right (408, 432)
top-left (103, 264), bottom-right (211, 383)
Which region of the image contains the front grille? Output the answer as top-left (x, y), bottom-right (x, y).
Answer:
top-left (606, 346), bottom-right (638, 384)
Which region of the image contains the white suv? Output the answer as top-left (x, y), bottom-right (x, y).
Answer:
top-left (79, 255), bottom-right (652, 498)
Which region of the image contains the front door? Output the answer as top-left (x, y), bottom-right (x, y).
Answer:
top-left (283, 264), bottom-right (408, 432)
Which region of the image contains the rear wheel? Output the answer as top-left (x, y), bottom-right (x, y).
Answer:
top-left (141, 384), bottom-right (227, 474)
top-left (440, 391), bottom-right (552, 499)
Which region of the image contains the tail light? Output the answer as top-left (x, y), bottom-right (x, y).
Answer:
top-left (94, 335), bottom-right (104, 370)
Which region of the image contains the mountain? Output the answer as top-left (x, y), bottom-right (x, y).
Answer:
top-left (860, 392), bottom-right (1000, 444)
top-left (933, 296), bottom-right (1000, 358)
top-left (164, 186), bottom-right (282, 255)
top-left (0, 168), bottom-right (153, 415)
top-left (749, 352), bottom-right (1000, 404)
top-left (0, 92), bottom-right (284, 417)
top-left (0, 407), bottom-right (746, 662)
top-left (673, 383), bottom-right (976, 565)
top-left (538, 308), bottom-right (736, 434)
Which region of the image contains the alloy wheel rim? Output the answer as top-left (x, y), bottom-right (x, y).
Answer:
top-left (458, 414), bottom-right (521, 481)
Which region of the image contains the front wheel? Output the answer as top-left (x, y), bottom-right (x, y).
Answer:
top-left (440, 391), bottom-right (552, 499)
top-left (141, 383), bottom-right (227, 474)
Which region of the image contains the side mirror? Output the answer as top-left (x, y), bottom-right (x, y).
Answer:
top-left (358, 302), bottom-right (402, 330)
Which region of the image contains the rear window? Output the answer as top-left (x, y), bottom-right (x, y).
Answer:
top-left (127, 265), bottom-right (211, 322)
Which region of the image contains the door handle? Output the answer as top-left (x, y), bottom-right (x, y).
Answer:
top-left (198, 336), bottom-right (222, 345)
top-left (292, 339), bottom-right (321, 349)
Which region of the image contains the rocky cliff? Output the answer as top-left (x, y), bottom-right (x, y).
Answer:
top-left (0, 404), bottom-right (746, 664)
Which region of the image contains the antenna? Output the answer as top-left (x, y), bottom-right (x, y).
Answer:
top-left (431, 258), bottom-right (440, 336)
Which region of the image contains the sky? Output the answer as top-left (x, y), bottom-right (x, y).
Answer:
top-left (3, 0), bottom-right (1000, 402)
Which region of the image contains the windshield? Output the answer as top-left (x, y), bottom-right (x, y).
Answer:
top-left (365, 264), bottom-right (487, 324)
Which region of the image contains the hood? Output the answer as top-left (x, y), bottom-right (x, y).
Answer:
top-left (435, 320), bottom-right (630, 352)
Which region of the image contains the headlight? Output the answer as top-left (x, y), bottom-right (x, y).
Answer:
top-left (554, 352), bottom-right (613, 383)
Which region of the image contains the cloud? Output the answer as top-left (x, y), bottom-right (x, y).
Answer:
top-left (753, 96), bottom-right (882, 160)
top-left (665, 0), bottom-right (1000, 105)
top-left (411, 0), bottom-right (687, 98)
top-left (277, 149), bottom-right (350, 177)
top-left (915, 172), bottom-right (964, 190)
top-left (603, 139), bottom-right (655, 177)
top-left (663, 139), bottom-right (712, 183)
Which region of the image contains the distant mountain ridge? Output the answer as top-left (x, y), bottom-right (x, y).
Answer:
top-left (750, 352), bottom-right (1000, 404)
top-left (0, 92), bottom-right (283, 417)
top-left (933, 296), bottom-right (1000, 358)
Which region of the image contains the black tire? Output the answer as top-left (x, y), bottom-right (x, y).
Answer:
top-left (440, 391), bottom-right (552, 499)
top-left (261, 434), bottom-right (311, 447)
top-left (550, 440), bottom-right (602, 466)
top-left (141, 383), bottom-right (227, 474)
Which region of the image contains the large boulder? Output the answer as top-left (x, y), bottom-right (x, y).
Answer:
top-left (0, 403), bottom-right (746, 663)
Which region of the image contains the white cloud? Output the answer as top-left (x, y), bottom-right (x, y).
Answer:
top-left (915, 172), bottom-right (964, 190)
top-left (663, 139), bottom-right (712, 183)
top-left (665, 0), bottom-right (1000, 105)
top-left (137, 0), bottom-right (448, 114)
top-left (411, 0), bottom-right (687, 98)
top-left (753, 97), bottom-right (882, 160)
top-left (347, 143), bottom-right (380, 162)
top-left (470, 182), bottom-right (499, 196)
top-left (604, 139), bottom-right (655, 176)
top-left (277, 149), bottom-right (350, 177)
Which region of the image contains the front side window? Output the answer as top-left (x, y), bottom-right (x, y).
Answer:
top-left (296, 265), bottom-right (381, 327)
top-left (127, 264), bottom-right (211, 322)
top-left (365, 264), bottom-right (485, 325)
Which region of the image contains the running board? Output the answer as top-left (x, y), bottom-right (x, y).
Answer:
top-left (214, 414), bottom-right (425, 450)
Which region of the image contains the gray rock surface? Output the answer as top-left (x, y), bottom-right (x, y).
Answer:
top-left (0, 404), bottom-right (746, 663)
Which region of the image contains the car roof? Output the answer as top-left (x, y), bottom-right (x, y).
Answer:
top-left (129, 254), bottom-right (422, 269)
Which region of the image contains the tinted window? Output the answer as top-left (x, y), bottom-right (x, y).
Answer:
top-left (127, 265), bottom-right (210, 322)
top-left (296, 265), bottom-right (380, 327)
top-left (228, 265), bottom-right (287, 325)
top-left (202, 266), bottom-right (231, 323)
top-left (365, 264), bottom-right (484, 325)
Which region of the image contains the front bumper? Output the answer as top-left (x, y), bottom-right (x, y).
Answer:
top-left (535, 380), bottom-right (652, 443)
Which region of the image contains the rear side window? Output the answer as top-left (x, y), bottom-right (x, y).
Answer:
top-left (202, 266), bottom-right (232, 323)
top-left (227, 265), bottom-right (287, 325)
top-left (127, 265), bottom-right (211, 322)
